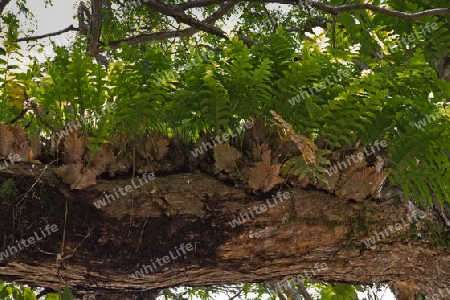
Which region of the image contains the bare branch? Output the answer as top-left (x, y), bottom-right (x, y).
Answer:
top-left (142, 0), bottom-right (228, 38)
top-left (242, 0), bottom-right (450, 19)
top-left (177, 0), bottom-right (226, 10)
top-left (108, 28), bottom-right (199, 48)
top-left (204, 0), bottom-right (239, 23)
top-left (174, 0), bottom-right (450, 20)
top-left (141, 0), bottom-right (255, 46)
top-left (309, 1), bottom-right (450, 19)
top-left (111, 0), bottom-right (254, 48)
top-left (77, 1), bottom-right (90, 34)
top-left (16, 25), bottom-right (78, 42)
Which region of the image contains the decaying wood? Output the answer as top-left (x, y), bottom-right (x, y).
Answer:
top-left (0, 164), bottom-right (449, 299)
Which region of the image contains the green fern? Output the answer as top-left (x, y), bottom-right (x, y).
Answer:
top-left (200, 70), bottom-right (233, 132)
top-left (390, 123), bottom-right (450, 205)
top-left (282, 148), bottom-right (331, 185)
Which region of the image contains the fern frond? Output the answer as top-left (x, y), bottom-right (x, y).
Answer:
top-left (200, 70), bottom-right (232, 131)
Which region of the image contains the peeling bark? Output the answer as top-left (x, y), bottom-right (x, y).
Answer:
top-left (0, 164), bottom-right (448, 299)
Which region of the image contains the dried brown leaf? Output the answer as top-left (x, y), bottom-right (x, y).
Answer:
top-left (335, 167), bottom-right (390, 201)
top-left (248, 162), bottom-right (267, 191)
top-left (155, 138), bottom-right (169, 160)
top-left (0, 125), bottom-right (14, 157)
top-left (263, 163), bottom-right (285, 192)
top-left (63, 130), bottom-right (85, 163)
top-left (270, 110), bottom-right (317, 164)
top-left (248, 149), bottom-right (285, 192)
top-left (214, 144), bottom-right (241, 172)
top-left (71, 167), bottom-right (98, 190)
top-left (90, 144), bottom-right (115, 174)
top-left (12, 141), bottom-right (30, 163)
top-left (261, 148), bottom-right (271, 165)
top-left (8, 125), bottom-right (28, 144)
top-left (55, 163), bottom-right (98, 190)
top-left (55, 163), bottom-right (83, 185)
top-left (29, 137), bottom-right (42, 160)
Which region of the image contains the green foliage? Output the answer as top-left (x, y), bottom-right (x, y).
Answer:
top-left (321, 283), bottom-right (359, 300)
top-left (61, 286), bottom-right (73, 300)
top-left (0, 179), bottom-right (17, 199)
top-left (422, 218), bottom-right (450, 249)
top-left (0, 283), bottom-right (39, 300)
top-left (0, 281), bottom-right (74, 300)
top-left (200, 70), bottom-right (232, 131)
top-left (44, 294), bottom-right (59, 300)
top-left (161, 284), bottom-right (276, 300)
top-left (282, 148), bottom-right (331, 184)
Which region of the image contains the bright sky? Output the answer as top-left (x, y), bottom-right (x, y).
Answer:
top-left (24, 0), bottom-right (79, 35)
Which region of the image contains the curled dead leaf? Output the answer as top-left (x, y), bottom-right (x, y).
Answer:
top-left (248, 149), bottom-right (285, 192)
top-left (214, 144), bottom-right (242, 173)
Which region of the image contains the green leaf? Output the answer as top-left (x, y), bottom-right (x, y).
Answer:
top-left (45, 294), bottom-right (60, 300)
top-left (23, 287), bottom-right (36, 300)
top-left (61, 286), bottom-right (74, 300)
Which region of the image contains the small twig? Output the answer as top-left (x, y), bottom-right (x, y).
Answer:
top-left (331, 14), bottom-right (338, 49)
top-left (136, 211), bottom-right (150, 252)
top-left (18, 164), bottom-right (50, 203)
top-left (128, 147), bottom-right (136, 238)
top-left (29, 100), bottom-right (57, 132)
top-left (61, 226), bottom-right (94, 261)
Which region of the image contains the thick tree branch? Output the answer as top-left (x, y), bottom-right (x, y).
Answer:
top-left (142, 0), bottom-right (228, 39)
top-left (110, 1), bottom-right (255, 49)
top-left (108, 28), bottom-right (199, 49)
top-left (0, 168), bottom-right (447, 299)
top-left (177, 0), bottom-right (226, 10)
top-left (0, 0), bottom-right (12, 15)
top-left (88, 0), bottom-right (103, 55)
top-left (141, 0), bottom-right (254, 46)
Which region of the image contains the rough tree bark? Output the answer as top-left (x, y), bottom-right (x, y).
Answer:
top-left (0, 164), bottom-right (448, 299)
